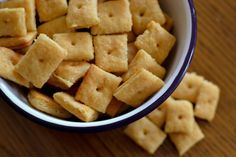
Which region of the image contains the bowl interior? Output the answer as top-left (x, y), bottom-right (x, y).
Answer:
top-left (0, 0), bottom-right (195, 131)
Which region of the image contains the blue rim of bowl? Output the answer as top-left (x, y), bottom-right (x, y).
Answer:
top-left (0, 0), bottom-right (197, 133)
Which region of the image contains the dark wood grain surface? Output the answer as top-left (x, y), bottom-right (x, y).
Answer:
top-left (0, 0), bottom-right (236, 156)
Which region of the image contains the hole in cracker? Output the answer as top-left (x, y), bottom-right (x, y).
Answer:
top-left (39, 59), bottom-right (45, 63)
top-left (139, 11), bottom-right (145, 17)
top-left (208, 99), bottom-right (213, 104)
top-left (108, 13), bottom-right (113, 17)
top-left (3, 19), bottom-right (10, 24)
top-left (77, 4), bottom-right (83, 9)
top-left (188, 84), bottom-right (193, 89)
top-left (158, 107), bottom-right (162, 111)
top-left (107, 50), bottom-right (112, 55)
top-left (156, 43), bottom-right (160, 48)
top-left (178, 115), bottom-right (183, 120)
top-left (143, 129), bottom-right (149, 135)
top-left (71, 41), bottom-right (76, 46)
top-left (96, 87), bottom-right (103, 92)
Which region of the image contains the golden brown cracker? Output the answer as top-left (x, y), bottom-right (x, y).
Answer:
top-left (53, 92), bottom-right (99, 122)
top-left (28, 90), bottom-right (72, 118)
top-left (0, 47), bottom-right (30, 87)
top-left (91, 0), bottom-right (132, 35)
top-left (15, 34), bottom-right (67, 88)
top-left (53, 32), bottom-right (94, 61)
top-left (125, 117), bottom-right (167, 154)
top-left (114, 69), bottom-right (164, 107)
top-left (66, 0), bottom-right (99, 28)
top-left (135, 21), bottom-right (176, 64)
top-left (36, 0), bottom-right (68, 22)
top-left (75, 65), bottom-right (122, 113)
top-left (94, 34), bottom-right (128, 73)
top-left (0, 8), bottom-right (27, 37)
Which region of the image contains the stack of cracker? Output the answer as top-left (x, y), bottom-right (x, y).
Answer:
top-left (0, 0), bottom-right (37, 50)
top-left (0, 0), bottom-right (177, 122)
top-left (125, 72), bottom-right (220, 156)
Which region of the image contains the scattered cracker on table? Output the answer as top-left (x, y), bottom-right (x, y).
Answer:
top-left (172, 72), bottom-right (204, 103)
top-left (38, 16), bottom-right (75, 38)
top-left (130, 0), bottom-right (166, 35)
top-left (135, 21), bottom-right (176, 64)
top-left (128, 42), bottom-right (138, 64)
top-left (75, 65), bottom-right (122, 113)
top-left (122, 49), bottom-right (166, 82)
top-left (0, 8), bottom-right (27, 37)
top-left (15, 34), bottom-right (67, 88)
top-left (91, 0), bottom-right (132, 35)
top-left (94, 34), bottom-right (128, 73)
top-left (165, 99), bottom-right (194, 133)
top-left (48, 61), bottom-right (90, 89)
top-left (53, 92), bottom-right (99, 122)
top-left (53, 32), bottom-right (94, 61)
top-left (194, 80), bottom-right (220, 121)
top-left (114, 69), bottom-right (164, 107)
top-left (147, 97), bottom-right (174, 128)
top-left (36, 0), bottom-right (68, 22)
top-left (0, 32), bottom-right (37, 50)
top-left (66, 0), bottom-right (99, 29)
top-left (0, 47), bottom-right (30, 87)
top-left (125, 117), bottom-right (167, 154)
top-left (169, 121), bottom-right (205, 156)
top-left (0, 0), bottom-right (36, 31)
top-left (28, 90), bottom-right (72, 118)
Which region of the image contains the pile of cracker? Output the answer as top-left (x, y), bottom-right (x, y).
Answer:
top-left (0, 0), bottom-right (176, 121)
top-left (125, 72), bottom-right (220, 156)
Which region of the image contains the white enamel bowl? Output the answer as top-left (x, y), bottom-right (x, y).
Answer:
top-left (0, 0), bottom-right (197, 132)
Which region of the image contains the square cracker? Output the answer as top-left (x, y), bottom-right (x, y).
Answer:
top-left (128, 42), bottom-right (138, 63)
top-left (15, 34), bottom-right (67, 88)
top-left (147, 97), bottom-right (174, 128)
top-left (172, 72), bottom-right (204, 103)
top-left (194, 80), bottom-right (220, 121)
top-left (165, 99), bottom-right (194, 133)
top-left (53, 92), bottom-right (99, 122)
top-left (75, 65), bottom-right (122, 113)
top-left (94, 34), bottom-right (128, 73)
top-left (114, 69), bottom-right (164, 107)
top-left (36, 0), bottom-right (68, 22)
top-left (0, 32), bottom-right (37, 50)
top-left (0, 47), bottom-right (30, 87)
top-left (53, 32), bottom-right (94, 61)
top-left (66, 0), bottom-right (99, 29)
top-left (122, 49), bottom-right (166, 82)
top-left (28, 90), bottom-right (72, 118)
top-left (124, 117), bottom-right (167, 154)
top-left (0, 0), bottom-right (36, 31)
top-left (0, 8), bottom-right (27, 37)
top-left (48, 61), bottom-right (90, 89)
top-left (135, 21), bottom-right (176, 64)
top-left (130, 0), bottom-right (165, 35)
top-left (169, 121), bottom-right (205, 156)
top-left (38, 16), bottom-right (75, 38)
top-left (91, 0), bottom-right (132, 35)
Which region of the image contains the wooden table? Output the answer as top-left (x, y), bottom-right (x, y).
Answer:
top-left (0, 0), bottom-right (236, 156)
